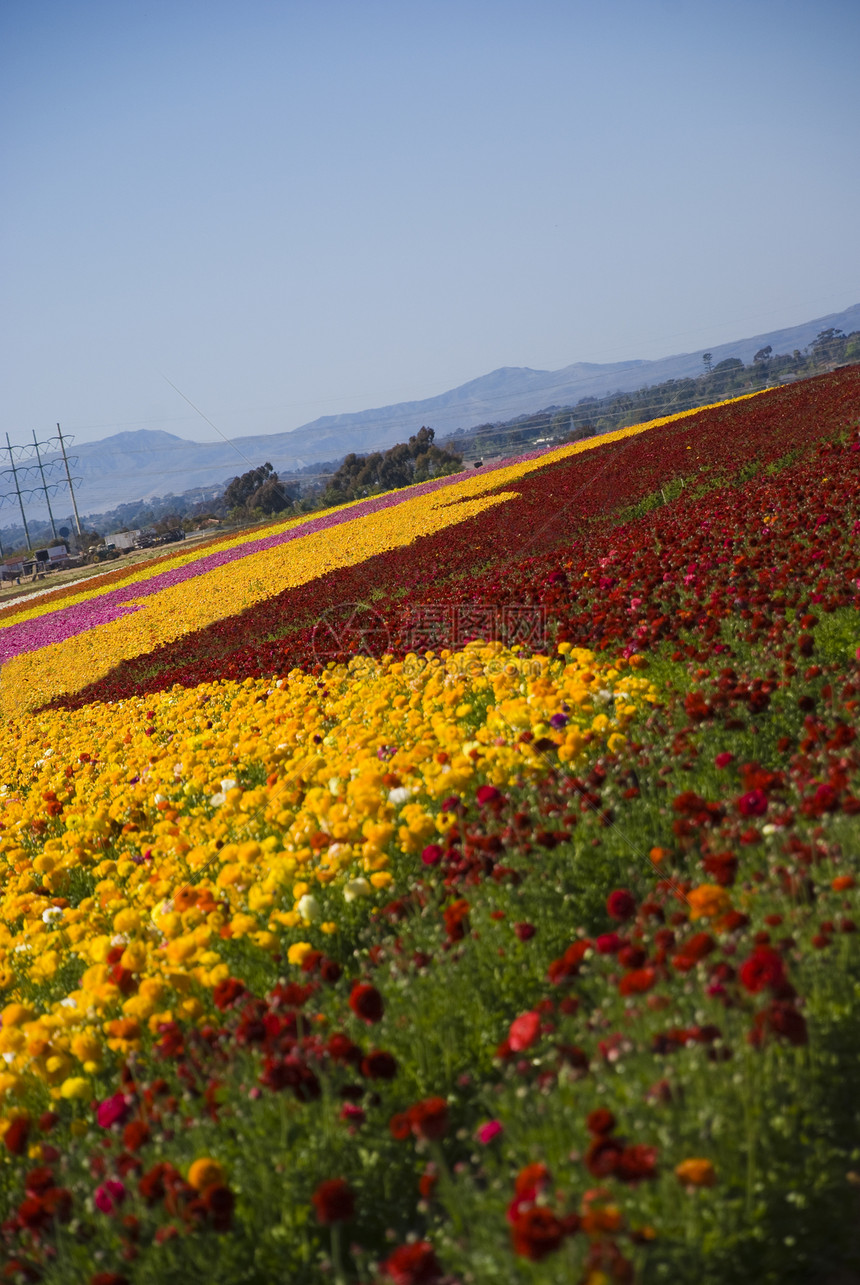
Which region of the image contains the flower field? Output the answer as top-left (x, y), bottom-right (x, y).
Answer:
top-left (1, 366), bottom-right (860, 1283)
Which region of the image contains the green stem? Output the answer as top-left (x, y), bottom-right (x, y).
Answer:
top-left (331, 1222), bottom-right (347, 1285)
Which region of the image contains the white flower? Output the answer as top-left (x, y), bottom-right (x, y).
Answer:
top-left (296, 893), bottom-right (320, 924)
top-left (209, 792), bottom-right (226, 807)
top-left (388, 787), bottom-right (411, 805)
top-left (153, 792), bottom-right (167, 804)
top-left (221, 778), bottom-right (237, 793)
top-left (42, 906), bottom-right (63, 924)
top-left (343, 877), bottom-right (372, 903)
top-left (60, 997), bottom-right (77, 1008)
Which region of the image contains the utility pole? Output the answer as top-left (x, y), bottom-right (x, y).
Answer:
top-left (56, 423), bottom-right (82, 537)
top-left (33, 429), bottom-right (58, 541)
top-left (5, 433), bottom-right (32, 550)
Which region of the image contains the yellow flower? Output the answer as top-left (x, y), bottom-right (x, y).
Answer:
top-left (59, 1076), bottom-right (90, 1100)
top-left (287, 941), bottom-right (314, 967)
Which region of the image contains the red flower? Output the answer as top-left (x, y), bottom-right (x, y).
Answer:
top-left (513, 922), bottom-right (536, 941)
top-left (606, 889), bottom-right (636, 921)
top-left (348, 983), bottom-right (384, 1024)
top-left (737, 789), bottom-right (768, 817)
top-left (4, 1115), bottom-right (30, 1156)
top-left (476, 785), bottom-right (503, 805)
top-left (615, 1144), bottom-right (658, 1182)
top-left (508, 1010), bottom-right (541, 1052)
top-left (361, 1049), bottom-right (398, 1080)
top-left (443, 898), bottom-right (471, 941)
top-left (389, 1112), bottom-right (412, 1141)
top-left (619, 967), bottom-right (657, 996)
top-left (379, 1241), bottom-right (443, 1284)
top-left (585, 1135), bottom-right (624, 1177)
top-left (311, 1178), bottom-right (355, 1225)
top-left (513, 1162), bottom-right (551, 1200)
top-left (702, 852), bottom-right (738, 886)
top-left (586, 1108), bottom-right (616, 1136)
top-left (407, 1096), bottom-right (449, 1142)
top-left (91, 1274), bottom-right (131, 1285)
top-left (672, 931), bottom-right (717, 972)
top-left (212, 977), bottom-right (246, 1010)
top-left (739, 946), bottom-right (786, 994)
top-left (122, 1120), bottom-right (150, 1152)
top-left (510, 1206), bottom-right (566, 1260)
top-left (204, 1184), bottom-right (235, 1232)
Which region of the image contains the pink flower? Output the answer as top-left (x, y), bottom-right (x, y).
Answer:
top-left (94, 1179), bottom-right (126, 1213)
top-left (477, 1120), bottom-right (504, 1144)
top-left (96, 1093), bottom-right (131, 1129)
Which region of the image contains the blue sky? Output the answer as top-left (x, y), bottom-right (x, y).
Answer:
top-left (1, 0), bottom-right (858, 449)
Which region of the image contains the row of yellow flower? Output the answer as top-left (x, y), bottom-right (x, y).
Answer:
top-left (0, 394), bottom-right (763, 719)
top-left (0, 394), bottom-right (761, 638)
top-left (0, 642), bottom-right (657, 1105)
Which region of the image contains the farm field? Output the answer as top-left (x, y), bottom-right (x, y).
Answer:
top-left (1, 366), bottom-right (860, 1284)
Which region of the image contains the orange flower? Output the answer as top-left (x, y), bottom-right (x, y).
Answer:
top-left (188, 1157), bottom-right (225, 1192)
top-left (686, 884), bottom-right (731, 921)
top-left (832, 875), bottom-right (855, 892)
top-left (675, 1158), bottom-right (716, 1188)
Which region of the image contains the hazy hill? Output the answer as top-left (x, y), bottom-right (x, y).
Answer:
top-left (24, 302), bottom-right (860, 516)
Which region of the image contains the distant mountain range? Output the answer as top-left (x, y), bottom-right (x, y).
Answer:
top-left (20, 302), bottom-right (860, 518)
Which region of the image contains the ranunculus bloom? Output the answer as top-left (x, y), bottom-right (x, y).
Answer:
top-left (379, 1240), bottom-right (443, 1284)
top-left (96, 1094), bottom-right (131, 1130)
top-left (476, 784), bottom-right (502, 805)
top-left (408, 1096), bottom-right (449, 1142)
top-left (94, 1179), bottom-right (126, 1214)
top-left (188, 1158), bottom-right (225, 1192)
top-left (586, 1108), bottom-right (616, 1136)
top-left (675, 1157), bottom-right (716, 1187)
top-left (687, 884), bottom-right (731, 921)
top-left (204, 1183), bottom-right (235, 1231)
top-left (421, 843), bottom-right (443, 866)
top-left (510, 1206), bottom-right (566, 1260)
top-left (619, 966), bottom-right (656, 996)
top-left (349, 983), bottom-right (384, 1024)
top-left (3, 1116), bottom-right (30, 1156)
top-left (361, 1049), bottom-right (398, 1080)
top-left (606, 889), bottom-right (636, 921)
top-left (122, 1120), bottom-right (150, 1152)
top-left (714, 752), bottom-right (734, 769)
top-left (477, 1119), bottom-right (504, 1144)
top-left (737, 789), bottom-right (768, 817)
top-left (212, 977), bottom-right (246, 1010)
top-left (311, 1178), bottom-right (355, 1225)
top-left (739, 946), bottom-right (786, 994)
top-left (508, 1010), bottom-right (541, 1052)
top-left (615, 1144), bottom-right (658, 1182)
